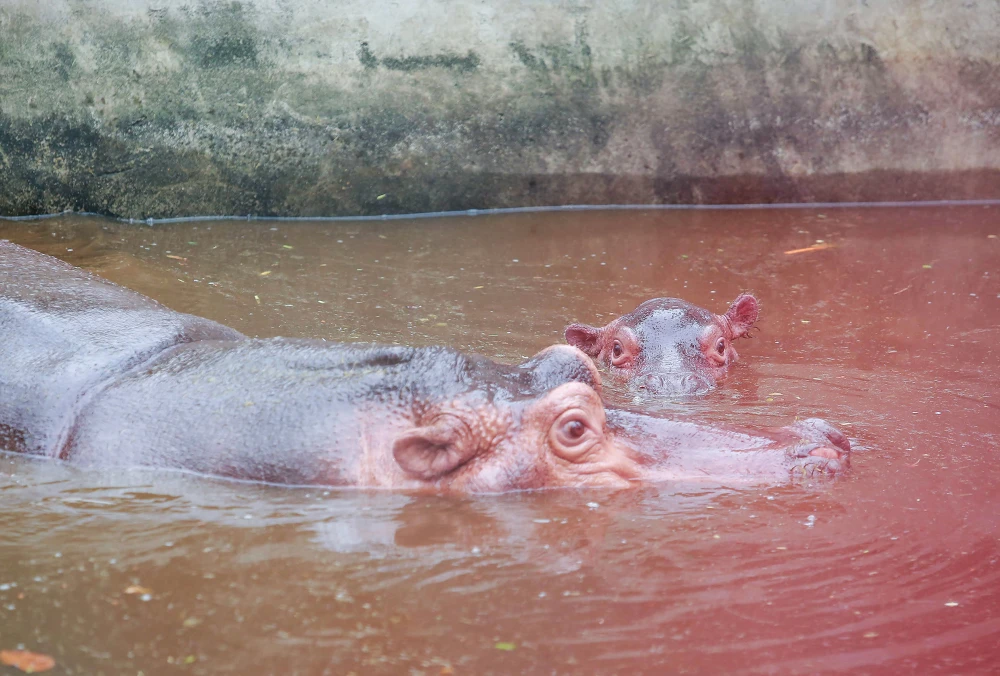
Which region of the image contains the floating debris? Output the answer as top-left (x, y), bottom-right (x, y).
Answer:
top-left (784, 242), bottom-right (835, 255)
top-left (0, 649), bottom-right (56, 673)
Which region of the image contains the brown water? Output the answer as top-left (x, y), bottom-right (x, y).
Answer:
top-left (1, 207), bottom-right (998, 674)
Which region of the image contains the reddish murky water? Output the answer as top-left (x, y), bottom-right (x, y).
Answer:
top-left (1, 206), bottom-right (999, 674)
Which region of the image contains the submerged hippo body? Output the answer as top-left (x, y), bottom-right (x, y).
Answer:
top-left (566, 294), bottom-right (760, 395)
top-left (1, 242), bottom-right (847, 491)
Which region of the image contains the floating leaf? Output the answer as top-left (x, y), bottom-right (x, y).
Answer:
top-left (282, 245), bottom-right (293, 250)
top-left (494, 642), bottom-right (516, 651)
top-left (259, 270), bottom-right (272, 276)
top-left (0, 650), bottom-right (56, 673)
top-left (922, 264), bottom-right (933, 269)
top-left (124, 585), bottom-right (152, 595)
top-left (165, 255), bottom-right (187, 262)
top-left (376, 193), bottom-right (387, 200)
top-left (784, 243), bottom-right (835, 255)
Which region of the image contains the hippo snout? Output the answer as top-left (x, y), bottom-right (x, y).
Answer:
top-left (785, 418), bottom-right (852, 477)
top-left (640, 372), bottom-right (714, 396)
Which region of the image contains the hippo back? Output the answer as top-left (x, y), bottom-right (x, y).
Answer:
top-left (0, 241), bottom-right (244, 457)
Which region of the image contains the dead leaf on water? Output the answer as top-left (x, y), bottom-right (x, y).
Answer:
top-left (863, 632), bottom-right (879, 639)
top-left (473, 286), bottom-right (484, 290)
top-left (784, 242), bottom-right (835, 255)
top-left (494, 642), bottom-right (516, 651)
top-left (124, 585), bottom-right (152, 595)
top-left (259, 270), bottom-right (272, 276)
top-left (165, 255), bottom-right (188, 263)
top-left (1, 649), bottom-right (56, 673)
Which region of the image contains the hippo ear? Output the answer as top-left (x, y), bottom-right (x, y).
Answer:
top-left (725, 294), bottom-right (759, 338)
top-left (564, 324), bottom-right (602, 357)
top-left (392, 417), bottom-right (478, 480)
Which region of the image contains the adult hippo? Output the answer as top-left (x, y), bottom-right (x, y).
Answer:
top-left (566, 294), bottom-right (760, 395)
top-left (0, 242), bottom-right (846, 491)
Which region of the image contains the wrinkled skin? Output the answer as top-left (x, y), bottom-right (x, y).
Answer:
top-left (566, 295), bottom-right (760, 395)
top-left (0, 242), bottom-right (846, 492)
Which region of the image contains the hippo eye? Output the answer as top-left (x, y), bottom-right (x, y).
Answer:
top-left (554, 415), bottom-right (593, 449)
top-left (612, 341), bottom-right (623, 358)
top-left (715, 337), bottom-right (726, 355)
top-left (550, 408), bottom-right (603, 462)
top-left (565, 420), bottom-right (586, 440)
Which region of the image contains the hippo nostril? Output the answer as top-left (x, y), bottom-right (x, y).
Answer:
top-left (640, 373), bottom-right (665, 391)
top-left (799, 418), bottom-right (851, 454)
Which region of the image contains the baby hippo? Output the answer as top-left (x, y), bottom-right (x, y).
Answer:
top-left (565, 294), bottom-right (760, 395)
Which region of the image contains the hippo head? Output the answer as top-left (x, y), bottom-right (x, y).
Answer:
top-left (387, 342), bottom-right (848, 492)
top-left (564, 294), bottom-right (759, 395)
top-left (391, 346), bottom-right (643, 492)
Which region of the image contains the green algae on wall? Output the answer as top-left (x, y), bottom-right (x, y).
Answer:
top-left (1, 0), bottom-right (1000, 219)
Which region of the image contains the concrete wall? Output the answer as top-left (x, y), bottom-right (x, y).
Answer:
top-left (1, 0), bottom-right (999, 219)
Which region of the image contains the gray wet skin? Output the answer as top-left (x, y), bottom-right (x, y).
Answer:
top-left (0, 242), bottom-right (847, 492)
top-left (565, 295), bottom-right (760, 395)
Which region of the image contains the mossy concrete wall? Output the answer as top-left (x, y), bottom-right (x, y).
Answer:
top-left (2, 0), bottom-right (999, 218)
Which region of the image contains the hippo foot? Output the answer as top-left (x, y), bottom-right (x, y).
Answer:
top-left (783, 418), bottom-right (851, 477)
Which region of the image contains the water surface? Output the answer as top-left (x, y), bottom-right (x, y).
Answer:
top-left (1, 207), bottom-right (998, 674)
